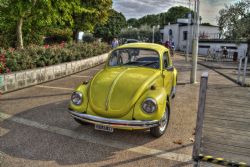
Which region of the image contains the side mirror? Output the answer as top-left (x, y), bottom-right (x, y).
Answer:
top-left (166, 66), bottom-right (174, 71)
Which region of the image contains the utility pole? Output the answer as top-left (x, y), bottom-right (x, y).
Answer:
top-left (190, 0), bottom-right (200, 83)
top-left (185, 0), bottom-right (191, 62)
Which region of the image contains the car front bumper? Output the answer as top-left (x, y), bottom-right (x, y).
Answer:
top-left (68, 109), bottom-right (160, 129)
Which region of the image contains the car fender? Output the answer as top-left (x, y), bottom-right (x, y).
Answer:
top-left (133, 87), bottom-right (168, 121)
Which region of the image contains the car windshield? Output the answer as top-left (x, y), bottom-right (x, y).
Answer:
top-left (108, 48), bottom-right (160, 69)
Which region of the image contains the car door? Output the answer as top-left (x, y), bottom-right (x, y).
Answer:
top-left (162, 51), bottom-right (173, 95)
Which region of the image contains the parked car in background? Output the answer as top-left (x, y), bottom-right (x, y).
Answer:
top-left (68, 43), bottom-right (177, 137)
top-left (125, 39), bottom-right (140, 44)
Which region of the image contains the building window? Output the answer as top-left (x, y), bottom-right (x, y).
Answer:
top-left (199, 45), bottom-right (210, 48)
top-left (169, 29), bottom-right (173, 36)
top-left (183, 31), bottom-right (188, 40)
top-left (221, 46), bottom-right (237, 50)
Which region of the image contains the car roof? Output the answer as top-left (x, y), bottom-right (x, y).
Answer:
top-left (116, 43), bottom-right (168, 53)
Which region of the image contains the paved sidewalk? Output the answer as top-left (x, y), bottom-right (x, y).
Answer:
top-left (198, 57), bottom-right (250, 86)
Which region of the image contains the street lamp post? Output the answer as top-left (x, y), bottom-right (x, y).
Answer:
top-left (152, 25), bottom-right (160, 43)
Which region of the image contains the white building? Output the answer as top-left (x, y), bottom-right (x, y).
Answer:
top-left (160, 23), bottom-right (219, 52)
top-left (198, 40), bottom-right (248, 58)
top-left (160, 23), bottom-right (248, 57)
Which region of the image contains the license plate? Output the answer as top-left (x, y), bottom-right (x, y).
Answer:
top-left (94, 124), bottom-right (114, 133)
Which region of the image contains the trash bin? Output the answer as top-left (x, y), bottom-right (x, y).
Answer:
top-left (233, 52), bottom-right (238, 61)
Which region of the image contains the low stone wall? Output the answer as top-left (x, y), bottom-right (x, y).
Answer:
top-left (0, 53), bottom-right (108, 93)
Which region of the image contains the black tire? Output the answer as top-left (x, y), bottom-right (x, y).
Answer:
top-left (74, 118), bottom-right (90, 125)
top-left (171, 77), bottom-right (177, 99)
top-left (150, 103), bottom-right (170, 138)
top-left (171, 88), bottom-right (176, 99)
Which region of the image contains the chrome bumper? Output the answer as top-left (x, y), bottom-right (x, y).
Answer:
top-left (68, 109), bottom-right (160, 129)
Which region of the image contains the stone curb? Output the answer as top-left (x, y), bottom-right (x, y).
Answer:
top-left (0, 53), bottom-right (108, 94)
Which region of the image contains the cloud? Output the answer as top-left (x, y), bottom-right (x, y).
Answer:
top-left (113, 0), bottom-right (190, 18)
top-left (113, 0), bottom-right (240, 25)
top-left (200, 0), bottom-right (239, 24)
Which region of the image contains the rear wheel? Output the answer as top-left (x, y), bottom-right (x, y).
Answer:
top-left (150, 103), bottom-right (170, 138)
top-left (171, 76), bottom-right (177, 99)
top-left (74, 118), bottom-right (90, 125)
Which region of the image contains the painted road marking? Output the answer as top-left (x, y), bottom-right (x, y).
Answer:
top-left (0, 111), bottom-right (192, 163)
top-left (0, 127), bottom-right (9, 137)
top-left (70, 75), bottom-right (91, 78)
top-left (36, 85), bottom-right (74, 91)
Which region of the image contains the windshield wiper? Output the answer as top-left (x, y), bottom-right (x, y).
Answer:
top-left (139, 61), bottom-right (158, 67)
top-left (124, 62), bottom-right (141, 65)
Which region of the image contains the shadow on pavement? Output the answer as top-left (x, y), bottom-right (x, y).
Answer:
top-left (0, 100), bottom-right (171, 165)
top-left (0, 93), bottom-right (71, 101)
top-left (100, 143), bottom-right (193, 167)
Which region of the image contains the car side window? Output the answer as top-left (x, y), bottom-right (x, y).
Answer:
top-left (163, 52), bottom-right (169, 69)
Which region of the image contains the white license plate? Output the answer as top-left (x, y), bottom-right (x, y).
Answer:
top-left (94, 124), bottom-right (114, 133)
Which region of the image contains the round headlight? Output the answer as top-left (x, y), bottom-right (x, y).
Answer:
top-left (141, 98), bottom-right (157, 114)
top-left (71, 92), bottom-right (83, 105)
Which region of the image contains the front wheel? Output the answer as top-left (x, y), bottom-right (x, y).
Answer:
top-left (171, 86), bottom-right (176, 99)
top-left (150, 104), bottom-right (170, 138)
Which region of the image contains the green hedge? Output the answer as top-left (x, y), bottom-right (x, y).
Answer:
top-left (0, 42), bottom-right (111, 74)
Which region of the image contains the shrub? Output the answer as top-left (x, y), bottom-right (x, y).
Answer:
top-left (44, 28), bottom-right (73, 44)
top-left (0, 42), bottom-right (111, 74)
top-left (82, 33), bottom-right (95, 43)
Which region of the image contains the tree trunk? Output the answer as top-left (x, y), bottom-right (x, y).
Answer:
top-left (74, 29), bottom-right (79, 43)
top-left (16, 17), bottom-right (24, 49)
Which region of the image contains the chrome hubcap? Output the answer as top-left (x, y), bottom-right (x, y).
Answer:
top-left (159, 111), bottom-right (168, 132)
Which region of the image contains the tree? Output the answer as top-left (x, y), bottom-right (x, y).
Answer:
top-left (127, 18), bottom-right (139, 28)
top-left (163, 6), bottom-right (191, 24)
top-left (137, 14), bottom-right (160, 27)
top-left (0, 0), bottom-right (112, 48)
top-left (0, 0), bottom-right (48, 48)
top-left (119, 25), bottom-right (161, 43)
top-left (73, 0), bottom-right (112, 42)
top-left (218, 0), bottom-right (250, 56)
top-left (126, 6), bottom-right (192, 28)
top-left (94, 9), bottom-right (127, 42)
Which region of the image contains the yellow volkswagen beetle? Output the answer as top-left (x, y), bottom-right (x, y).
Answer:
top-left (68, 43), bottom-right (177, 137)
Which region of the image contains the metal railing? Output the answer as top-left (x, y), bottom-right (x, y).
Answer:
top-left (205, 51), bottom-right (238, 62)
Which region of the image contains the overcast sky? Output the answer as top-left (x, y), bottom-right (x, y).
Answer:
top-left (113, 0), bottom-right (240, 25)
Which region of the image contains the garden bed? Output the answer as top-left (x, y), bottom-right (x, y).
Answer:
top-left (0, 42), bottom-right (111, 74)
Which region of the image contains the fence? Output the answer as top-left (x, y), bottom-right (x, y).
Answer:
top-left (0, 53), bottom-right (108, 94)
top-left (205, 50), bottom-right (240, 62)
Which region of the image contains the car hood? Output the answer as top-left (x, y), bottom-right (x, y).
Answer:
top-left (88, 67), bottom-right (160, 118)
